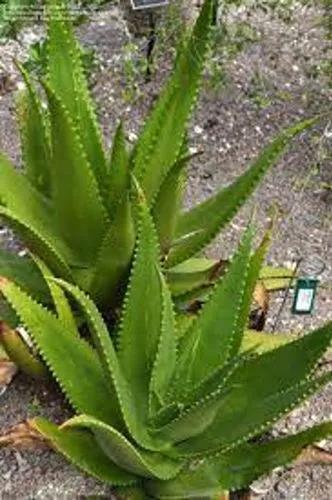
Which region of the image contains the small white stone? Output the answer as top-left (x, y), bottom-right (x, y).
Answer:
top-left (128, 131), bottom-right (137, 143)
top-left (16, 81), bottom-right (25, 91)
top-left (194, 125), bottom-right (203, 135)
top-left (255, 125), bottom-right (262, 134)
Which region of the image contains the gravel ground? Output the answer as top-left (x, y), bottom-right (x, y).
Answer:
top-left (0, 2), bottom-right (331, 498)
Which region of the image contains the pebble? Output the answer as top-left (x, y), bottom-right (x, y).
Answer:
top-left (194, 125), bottom-right (203, 135)
top-left (127, 131), bottom-right (137, 142)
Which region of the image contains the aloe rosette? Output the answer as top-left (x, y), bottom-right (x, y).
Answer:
top-left (0, 0), bottom-right (316, 329)
top-left (0, 202), bottom-right (331, 498)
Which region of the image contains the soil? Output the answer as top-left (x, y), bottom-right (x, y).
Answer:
top-left (0, 1), bottom-right (331, 498)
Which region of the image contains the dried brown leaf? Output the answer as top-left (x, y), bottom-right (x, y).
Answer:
top-left (294, 445), bottom-right (332, 466)
top-left (0, 359), bottom-right (17, 388)
top-left (0, 420), bottom-right (47, 449)
top-left (253, 282), bottom-right (269, 313)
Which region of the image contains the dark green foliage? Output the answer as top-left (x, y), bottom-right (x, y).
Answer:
top-left (1, 205), bottom-right (331, 498)
top-left (0, 0), bottom-right (317, 328)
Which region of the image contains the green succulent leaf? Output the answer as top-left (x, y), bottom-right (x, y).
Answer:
top-left (117, 204), bottom-right (164, 432)
top-left (32, 417), bottom-right (137, 486)
top-left (63, 415), bottom-right (182, 480)
top-left (0, 298), bottom-right (18, 328)
top-left (46, 0), bottom-right (107, 199)
top-left (169, 261), bottom-right (293, 303)
top-left (32, 257), bottom-right (78, 336)
top-left (164, 226), bottom-right (271, 427)
top-left (260, 265), bottom-right (295, 291)
top-left (147, 421), bottom-right (332, 498)
top-left (0, 153), bottom-right (51, 226)
top-left (16, 62), bottom-right (51, 197)
top-left (55, 276), bottom-right (167, 451)
top-left (149, 271), bottom-right (177, 416)
top-left (153, 151), bottom-right (193, 255)
top-left (90, 194), bottom-right (135, 306)
top-left (0, 278), bottom-right (118, 425)
top-left (235, 228), bottom-right (271, 336)
top-left (45, 85), bottom-right (108, 265)
top-left (173, 228), bottom-right (253, 393)
top-left (0, 322), bottom-right (47, 378)
top-left (108, 122), bottom-right (130, 214)
top-left (166, 258), bottom-right (224, 298)
top-left (132, 0), bottom-right (215, 203)
top-left (0, 154), bottom-right (72, 267)
top-left (0, 248), bottom-right (48, 302)
top-left (240, 329), bottom-right (296, 355)
top-left (151, 356), bottom-right (247, 444)
top-left (0, 205), bottom-right (72, 280)
top-left (175, 322), bottom-right (332, 455)
top-left (168, 118), bottom-right (318, 266)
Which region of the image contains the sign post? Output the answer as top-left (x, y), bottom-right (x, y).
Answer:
top-left (129, 0), bottom-right (169, 80)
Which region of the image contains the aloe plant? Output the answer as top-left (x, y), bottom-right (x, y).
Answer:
top-left (0, 202), bottom-right (331, 498)
top-left (0, 0), bottom-right (316, 329)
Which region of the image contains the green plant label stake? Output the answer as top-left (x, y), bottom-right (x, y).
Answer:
top-left (292, 278), bottom-right (318, 315)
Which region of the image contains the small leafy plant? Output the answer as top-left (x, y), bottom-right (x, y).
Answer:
top-left (22, 38), bottom-right (97, 81)
top-left (0, 0), bottom-right (37, 40)
top-left (1, 204), bottom-right (331, 498)
top-left (0, 0), bottom-right (314, 325)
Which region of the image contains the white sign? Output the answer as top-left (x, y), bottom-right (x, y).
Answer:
top-left (131, 0), bottom-right (169, 10)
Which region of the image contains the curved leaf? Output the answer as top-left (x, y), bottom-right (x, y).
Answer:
top-left (175, 322), bottom-right (332, 455)
top-left (46, 0), bottom-right (107, 199)
top-left (147, 422), bottom-right (332, 498)
top-left (0, 278), bottom-right (119, 425)
top-left (173, 228), bottom-right (253, 394)
top-left (32, 417), bottom-right (137, 486)
top-left (260, 265), bottom-right (294, 291)
top-left (63, 415), bottom-right (182, 480)
top-left (240, 329), bottom-right (296, 355)
top-left (0, 323), bottom-right (47, 378)
top-left (0, 154), bottom-right (72, 265)
top-left (166, 258), bottom-right (224, 297)
top-left (55, 277), bottom-right (167, 451)
top-left (117, 204), bottom-right (164, 435)
top-left (153, 151), bottom-right (195, 254)
top-left (132, 0), bottom-right (215, 203)
top-left (16, 62), bottom-right (51, 196)
top-left (0, 248), bottom-right (48, 302)
top-left (0, 206), bottom-right (72, 280)
top-left (90, 194), bottom-right (135, 306)
top-left (45, 85), bottom-right (108, 264)
top-left (168, 118), bottom-right (317, 266)
top-left (32, 257), bottom-right (78, 336)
